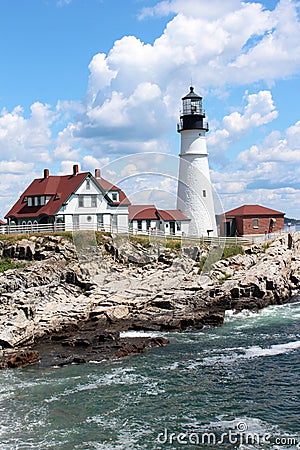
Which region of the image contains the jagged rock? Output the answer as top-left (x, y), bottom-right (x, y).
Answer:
top-left (0, 232), bottom-right (299, 369)
top-left (0, 349), bottom-right (40, 369)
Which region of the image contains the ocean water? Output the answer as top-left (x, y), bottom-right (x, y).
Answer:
top-left (0, 298), bottom-right (299, 450)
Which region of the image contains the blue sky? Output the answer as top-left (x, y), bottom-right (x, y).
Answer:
top-left (0, 0), bottom-right (300, 218)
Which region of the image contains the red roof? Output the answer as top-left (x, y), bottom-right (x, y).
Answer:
top-left (5, 172), bottom-right (89, 219)
top-left (157, 210), bottom-right (190, 221)
top-left (5, 171), bottom-right (131, 219)
top-left (129, 205), bottom-right (190, 221)
top-left (0, 219), bottom-right (6, 225)
top-left (95, 177), bottom-right (131, 206)
top-left (129, 205), bottom-right (158, 220)
top-left (225, 204), bottom-right (285, 217)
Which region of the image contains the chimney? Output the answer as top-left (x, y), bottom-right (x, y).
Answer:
top-left (95, 168), bottom-right (101, 179)
top-left (73, 164), bottom-right (79, 176)
top-left (44, 169), bottom-right (49, 179)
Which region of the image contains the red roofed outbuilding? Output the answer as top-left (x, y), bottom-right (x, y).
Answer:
top-left (220, 204), bottom-right (285, 237)
top-left (129, 205), bottom-right (190, 236)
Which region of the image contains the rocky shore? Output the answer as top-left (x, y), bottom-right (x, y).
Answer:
top-left (0, 231), bottom-right (299, 368)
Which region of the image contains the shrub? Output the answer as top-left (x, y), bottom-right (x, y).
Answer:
top-left (0, 258), bottom-right (25, 273)
top-left (222, 245), bottom-right (244, 259)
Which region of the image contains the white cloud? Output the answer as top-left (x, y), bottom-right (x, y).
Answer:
top-left (139, 0), bottom-right (242, 20)
top-left (207, 90), bottom-right (278, 151)
top-left (211, 118), bottom-right (300, 217)
top-left (58, 160), bottom-right (80, 175)
top-left (58, 0), bottom-right (299, 159)
top-left (0, 161), bottom-right (34, 174)
top-left (0, 103), bottom-right (55, 163)
top-left (81, 155), bottom-right (110, 172)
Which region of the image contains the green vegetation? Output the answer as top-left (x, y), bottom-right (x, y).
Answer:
top-left (0, 231), bottom-right (74, 243)
top-left (221, 245), bottom-right (244, 259)
top-left (197, 256), bottom-right (207, 272)
top-left (218, 271), bottom-right (232, 282)
top-left (263, 242), bottom-right (271, 252)
top-left (0, 258), bottom-right (25, 273)
top-left (166, 239), bottom-right (181, 250)
top-left (129, 235), bottom-right (151, 248)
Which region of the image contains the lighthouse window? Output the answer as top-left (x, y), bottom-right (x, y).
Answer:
top-left (202, 190), bottom-right (207, 198)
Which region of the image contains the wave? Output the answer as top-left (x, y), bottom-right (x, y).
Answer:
top-left (186, 339), bottom-right (300, 368)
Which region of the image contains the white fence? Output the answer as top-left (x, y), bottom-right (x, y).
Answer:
top-left (0, 222), bottom-right (296, 247)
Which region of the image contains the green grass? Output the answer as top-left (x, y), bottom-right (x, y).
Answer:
top-left (129, 235), bottom-right (151, 248)
top-left (222, 245), bottom-right (244, 259)
top-left (0, 258), bottom-right (25, 273)
top-left (0, 231), bottom-right (74, 243)
top-left (166, 239), bottom-right (181, 250)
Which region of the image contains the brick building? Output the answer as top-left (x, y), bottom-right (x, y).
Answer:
top-left (221, 204), bottom-right (285, 237)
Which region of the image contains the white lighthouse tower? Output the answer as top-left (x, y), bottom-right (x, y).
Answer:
top-left (176, 87), bottom-right (217, 237)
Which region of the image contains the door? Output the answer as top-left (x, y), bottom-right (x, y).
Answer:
top-left (170, 221), bottom-right (175, 234)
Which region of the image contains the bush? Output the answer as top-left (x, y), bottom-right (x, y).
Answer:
top-left (129, 235), bottom-right (151, 248)
top-left (0, 258), bottom-right (25, 273)
top-left (222, 245), bottom-right (244, 259)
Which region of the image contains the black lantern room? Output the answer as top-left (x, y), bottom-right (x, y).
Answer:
top-left (177, 86), bottom-right (209, 132)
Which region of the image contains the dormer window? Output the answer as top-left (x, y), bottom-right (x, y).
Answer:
top-left (86, 179), bottom-right (90, 190)
top-left (27, 195), bottom-right (51, 206)
top-left (111, 192), bottom-right (119, 202)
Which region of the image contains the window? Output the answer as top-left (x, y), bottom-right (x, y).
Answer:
top-left (78, 195), bottom-right (84, 207)
top-left (40, 196), bottom-right (45, 206)
top-left (86, 179), bottom-right (90, 190)
top-left (112, 192), bottom-right (118, 202)
top-left (91, 195), bottom-right (97, 207)
top-left (177, 222), bottom-right (181, 231)
top-left (203, 190), bottom-right (207, 198)
top-left (98, 214), bottom-right (104, 226)
top-left (146, 219), bottom-right (151, 230)
top-left (253, 218), bottom-right (259, 228)
top-left (34, 197), bottom-right (39, 206)
top-left (28, 197), bottom-right (33, 206)
top-left (137, 220), bottom-right (142, 230)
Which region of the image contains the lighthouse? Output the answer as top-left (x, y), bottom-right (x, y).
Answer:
top-left (176, 87), bottom-right (217, 237)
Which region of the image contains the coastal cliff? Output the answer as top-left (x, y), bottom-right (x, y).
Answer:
top-left (0, 232), bottom-right (299, 368)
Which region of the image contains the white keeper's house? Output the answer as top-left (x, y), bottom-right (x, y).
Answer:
top-left (4, 166), bottom-right (190, 236)
top-left (5, 165), bottom-right (131, 232)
